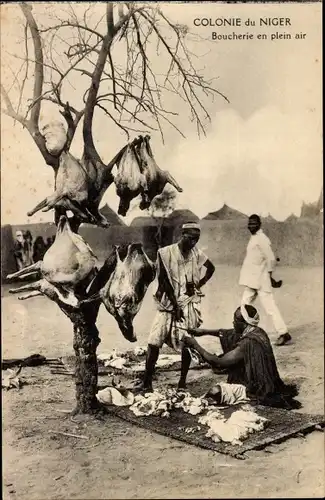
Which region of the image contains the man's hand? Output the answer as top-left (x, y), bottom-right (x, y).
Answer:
top-left (271, 277), bottom-right (283, 288)
top-left (174, 306), bottom-right (184, 322)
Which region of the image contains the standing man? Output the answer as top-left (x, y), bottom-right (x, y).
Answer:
top-left (239, 214), bottom-right (291, 346)
top-left (136, 222), bottom-right (215, 392)
top-left (13, 230), bottom-right (26, 271)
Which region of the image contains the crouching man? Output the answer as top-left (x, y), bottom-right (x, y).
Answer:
top-left (183, 305), bottom-right (300, 409)
top-left (135, 222), bottom-right (215, 392)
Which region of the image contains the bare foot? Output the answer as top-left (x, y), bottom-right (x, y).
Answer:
top-left (132, 380), bottom-right (153, 394)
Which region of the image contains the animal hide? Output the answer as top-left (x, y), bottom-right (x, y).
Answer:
top-left (114, 144), bottom-right (148, 216)
top-left (28, 151), bottom-right (114, 227)
top-left (100, 243), bottom-right (156, 342)
top-left (7, 216), bottom-right (97, 308)
top-left (42, 215), bottom-right (97, 286)
top-left (136, 135), bottom-right (183, 210)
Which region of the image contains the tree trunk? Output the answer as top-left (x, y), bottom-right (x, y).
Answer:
top-left (72, 312), bottom-right (101, 414)
top-left (68, 250), bottom-right (117, 414)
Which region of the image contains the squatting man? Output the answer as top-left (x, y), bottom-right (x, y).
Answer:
top-left (135, 222), bottom-right (215, 392)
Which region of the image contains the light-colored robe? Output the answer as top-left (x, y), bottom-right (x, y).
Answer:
top-left (148, 243), bottom-right (208, 351)
top-left (239, 229), bottom-right (276, 292)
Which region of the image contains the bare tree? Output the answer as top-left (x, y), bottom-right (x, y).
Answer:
top-left (1, 2), bottom-right (228, 414)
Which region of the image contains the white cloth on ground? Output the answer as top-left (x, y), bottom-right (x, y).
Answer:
top-left (207, 382), bottom-right (249, 405)
top-left (97, 387), bottom-right (135, 406)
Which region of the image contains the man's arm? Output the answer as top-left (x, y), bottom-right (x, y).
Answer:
top-left (258, 235), bottom-right (276, 278)
top-left (183, 337), bottom-right (244, 367)
top-left (199, 259), bottom-right (215, 288)
top-left (188, 327), bottom-right (226, 338)
top-left (156, 253), bottom-right (183, 320)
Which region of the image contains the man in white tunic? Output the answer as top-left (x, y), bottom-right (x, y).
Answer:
top-left (136, 222), bottom-right (215, 392)
top-left (239, 214), bottom-right (291, 346)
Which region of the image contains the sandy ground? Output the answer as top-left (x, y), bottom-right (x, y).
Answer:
top-left (2, 266), bottom-right (324, 499)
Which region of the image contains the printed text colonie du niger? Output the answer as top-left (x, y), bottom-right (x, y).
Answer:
top-left (193, 17), bottom-right (293, 41)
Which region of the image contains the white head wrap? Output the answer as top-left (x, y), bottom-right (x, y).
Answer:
top-left (240, 304), bottom-right (260, 326)
top-left (182, 222), bottom-right (200, 231)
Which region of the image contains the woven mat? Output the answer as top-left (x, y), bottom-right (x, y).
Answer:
top-left (104, 375), bottom-right (323, 459)
top-left (106, 403), bottom-right (324, 459)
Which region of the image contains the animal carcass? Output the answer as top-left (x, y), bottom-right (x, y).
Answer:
top-left (136, 135), bottom-right (183, 210)
top-left (114, 144), bottom-right (148, 216)
top-left (7, 216), bottom-right (97, 307)
top-left (100, 243), bottom-right (156, 342)
top-left (27, 151), bottom-right (111, 227)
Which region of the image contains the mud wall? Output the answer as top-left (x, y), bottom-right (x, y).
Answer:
top-left (2, 218), bottom-right (323, 282)
top-left (194, 219), bottom-right (323, 267)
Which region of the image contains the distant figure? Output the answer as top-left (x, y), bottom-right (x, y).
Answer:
top-left (13, 230), bottom-right (26, 270)
top-left (32, 236), bottom-right (47, 263)
top-left (239, 214), bottom-right (291, 346)
top-left (46, 237), bottom-right (53, 250)
top-left (23, 230), bottom-right (33, 265)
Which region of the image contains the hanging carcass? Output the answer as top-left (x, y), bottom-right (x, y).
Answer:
top-left (6, 216), bottom-right (98, 307)
top-left (27, 151), bottom-right (111, 227)
top-left (136, 135), bottom-right (183, 210)
top-left (114, 143), bottom-right (148, 216)
top-left (99, 243), bottom-right (156, 342)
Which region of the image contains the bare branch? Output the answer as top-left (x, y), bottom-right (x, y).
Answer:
top-left (20, 3), bottom-right (44, 129)
top-left (96, 102), bottom-right (130, 139)
top-left (107, 49), bottom-right (118, 109)
top-left (1, 83), bottom-right (58, 168)
top-left (26, 38), bottom-right (103, 116)
top-left (17, 21), bottom-right (29, 116)
top-left (82, 33), bottom-right (113, 164)
top-left (39, 21), bottom-right (104, 40)
top-left (1, 84), bottom-right (28, 127)
top-left (106, 3), bottom-right (114, 35)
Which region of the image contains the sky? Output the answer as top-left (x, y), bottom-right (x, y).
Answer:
top-left (1, 2), bottom-right (322, 225)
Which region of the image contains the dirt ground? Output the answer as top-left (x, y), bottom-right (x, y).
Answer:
top-left (2, 266), bottom-right (324, 499)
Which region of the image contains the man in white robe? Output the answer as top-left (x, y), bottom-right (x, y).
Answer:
top-left (136, 222), bottom-right (215, 392)
top-left (239, 214), bottom-right (291, 346)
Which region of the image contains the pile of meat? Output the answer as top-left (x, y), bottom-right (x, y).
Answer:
top-left (129, 389), bottom-right (211, 418)
top-left (129, 390), bottom-right (268, 446)
top-left (199, 406), bottom-right (268, 446)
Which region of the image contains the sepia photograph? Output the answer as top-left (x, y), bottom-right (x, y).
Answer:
top-left (1, 1), bottom-right (323, 499)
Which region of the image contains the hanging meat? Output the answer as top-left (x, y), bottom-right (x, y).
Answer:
top-left (136, 135), bottom-right (183, 210)
top-left (99, 243), bottom-right (156, 342)
top-left (114, 143), bottom-right (148, 216)
top-left (6, 216), bottom-right (98, 307)
top-left (41, 214), bottom-right (97, 285)
top-left (27, 151), bottom-right (111, 227)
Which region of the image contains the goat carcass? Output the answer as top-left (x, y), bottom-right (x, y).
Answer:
top-left (136, 135), bottom-right (183, 210)
top-left (114, 144), bottom-right (148, 216)
top-left (100, 243), bottom-right (156, 342)
top-left (7, 216), bottom-right (97, 307)
top-left (27, 151), bottom-right (111, 227)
